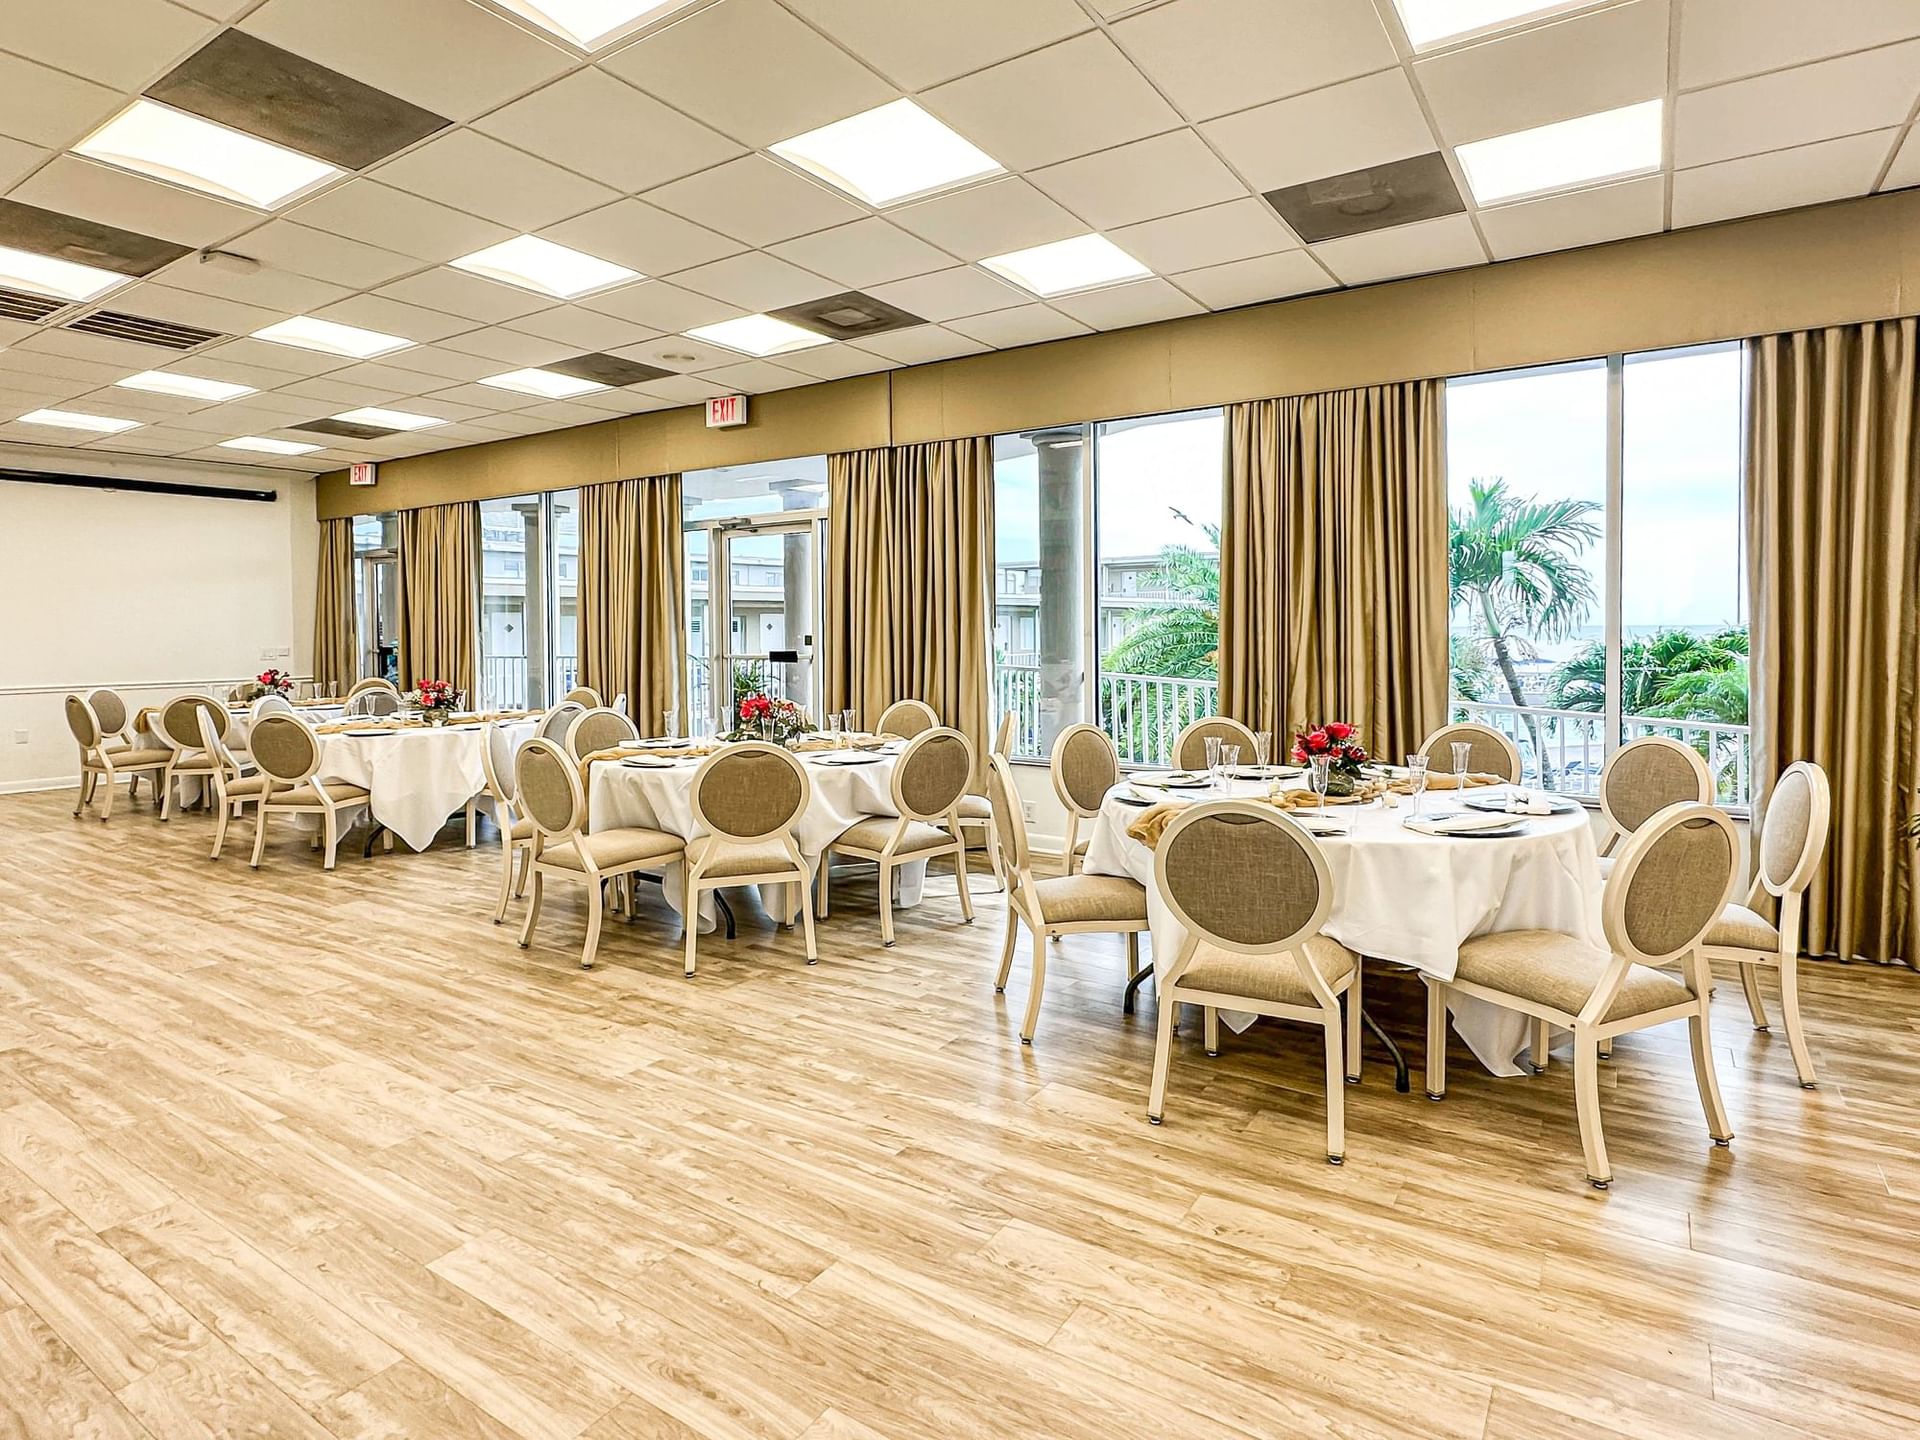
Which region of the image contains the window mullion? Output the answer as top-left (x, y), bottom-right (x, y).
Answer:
top-left (1604, 353), bottom-right (1625, 761)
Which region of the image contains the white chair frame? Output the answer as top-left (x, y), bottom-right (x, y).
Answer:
top-left (955, 711), bottom-right (1016, 892)
top-left (479, 721), bottom-right (533, 924)
top-left (66, 694), bottom-right (170, 822)
top-left (1050, 722), bottom-right (1119, 875)
top-left (1170, 716), bottom-right (1259, 773)
top-left (248, 712), bottom-right (370, 872)
top-left (196, 707), bottom-right (262, 861)
top-left (1596, 735), bottom-right (1713, 858)
top-left (875, 698), bottom-right (939, 737)
top-left (684, 742), bottom-right (818, 976)
top-left (153, 694), bottom-right (228, 821)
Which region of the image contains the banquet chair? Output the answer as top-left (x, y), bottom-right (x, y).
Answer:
top-left (1417, 722), bottom-right (1522, 784)
top-left (611, 692), bottom-right (628, 716)
top-left (683, 742), bottom-right (818, 975)
top-left (195, 708), bottom-right (267, 861)
top-left (1594, 736), bottom-right (1712, 877)
top-left (1701, 760), bottom-right (1831, 1087)
top-left (250, 693), bottom-right (296, 722)
top-left (1147, 802), bottom-right (1363, 1162)
top-left (226, 681), bottom-right (263, 704)
top-left (1171, 716), bottom-right (1258, 772)
top-left (987, 753), bottom-right (1148, 1044)
top-left (1051, 723), bottom-right (1119, 874)
top-left (537, 701), bottom-right (585, 743)
top-left (154, 694), bottom-right (229, 820)
top-left (565, 706), bottom-right (638, 760)
top-left (344, 677), bottom-right (399, 703)
top-left (875, 698), bottom-right (938, 738)
top-left (1424, 801), bottom-right (1740, 1188)
top-left (479, 720), bottom-right (534, 923)
top-left (85, 688), bottom-right (136, 750)
top-left (821, 727), bottom-right (976, 945)
top-left (562, 685), bottom-right (602, 708)
top-left (514, 738), bottom-right (683, 969)
top-left (248, 712), bottom-right (371, 872)
top-left (954, 711), bottom-right (1017, 891)
top-left (346, 688), bottom-right (402, 718)
top-left (65, 694), bottom-right (171, 822)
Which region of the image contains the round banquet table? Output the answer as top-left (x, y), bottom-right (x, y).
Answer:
top-left (1079, 777), bottom-right (1606, 1076)
top-left (315, 719), bottom-right (538, 853)
top-left (587, 744), bottom-right (930, 931)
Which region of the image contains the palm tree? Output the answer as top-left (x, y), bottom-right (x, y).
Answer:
top-left (1549, 627), bottom-right (1749, 724)
top-left (1449, 478), bottom-right (1602, 784)
top-left (1100, 511), bottom-right (1220, 761)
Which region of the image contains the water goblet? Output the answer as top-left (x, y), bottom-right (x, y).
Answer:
top-left (1220, 744), bottom-right (1241, 785)
top-left (1309, 753), bottom-right (1333, 821)
top-left (664, 707), bottom-right (678, 740)
top-left (1204, 734), bottom-right (1223, 786)
top-left (1451, 740), bottom-right (1472, 797)
top-left (1252, 731), bottom-right (1272, 769)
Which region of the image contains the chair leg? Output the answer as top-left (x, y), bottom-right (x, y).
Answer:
top-left (1147, 989), bottom-right (1177, 1124)
top-left (799, 874), bottom-right (818, 965)
top-left (1573, 1027), bottom-right (1611, 1188)
top-left (249, 805), bottom-right (269, 868)
top-left (879, 863), bottom-right (897, 948)
top-left (517, 870), bottom-right (544, 949)
top-left (994, 909), bottom-right (1018, 993)
top-left (514, 846), bottom-right (531, 897)
top-left (101, 770), bottom-right (118, 822)
top-left (987, 823), bottom-right (1005, 892)
top-left (1737, 960), bottom-right (1770, 1030)
top-left (160, 769), bottom-right (174, 822)
top-left (1777, 953), bottom-right (1816, 1088)
top-left (493, 839), bottom-right (514, 924)
top-left (1530, 1016), bottom-right (1551, 1073)
top-left (210, 800), bottom-right (229, 860)
top-left (465, 799), bottom-right (478, 848)
top-left (818, 851), bottom-right (832, 920)
top-left (953, 842), bottom-right (973, 923)
top-left (1424, 980), bottom-right (1447, 1100)
top-left (581, 878), bottom-right (604, 969)
top-left (1688, 1001), bottom-right (1735, 1143)
top-left (1598, 1036), bottom-right (1613, 1059)
top-left (322, 810), bottom-right (340, 870)
top-left (682, 880), bottom-right (701, 977)
top-left (1322, 1016), bottom-right (1346, 1165)
top-left (1344, 962), bottom-right (1363, 1083)
top-left (1203, 1006), bottom-right (1220, 1057)
top-left (1019, 929), bottom-right (1048, 1044)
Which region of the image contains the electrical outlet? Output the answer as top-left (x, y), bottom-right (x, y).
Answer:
top-left (1021, 801), bottom-right (1036, 822)
top-left (11, 729), bottom-right (26, 745)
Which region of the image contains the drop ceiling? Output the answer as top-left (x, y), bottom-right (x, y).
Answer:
top-left (0, 0), bottom-right (1916, 471)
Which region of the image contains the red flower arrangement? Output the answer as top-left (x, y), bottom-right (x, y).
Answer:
top-left (408, 678), bottom-right (463, 720)
top-left (256, 667), bottom-right (294, 696)
top-left (728, 691), bottom-right (813, 743)
top-left (1292, 720), bottom-right (1370, 782)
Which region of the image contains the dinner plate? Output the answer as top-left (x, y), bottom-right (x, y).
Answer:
top-left (1113, 793), bottom-right (1155, 807)
top-left (619, 755), bottom-right (677, 768)
top-left (1407, 816), bottom-right (1530, 839)
top-left (817, 753), bottom-right (882, 766)
top-left (1228, 765), bottom-right (1297, 779)
top-left (1463, 794), bottom-right (1581, 816)
top-left (343, 729), bottom-right (396, 738)
top-left (1133, 772), bottom-right (1211, 790)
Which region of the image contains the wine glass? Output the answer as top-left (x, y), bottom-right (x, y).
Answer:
top-left (1405, 753), bottom-right (1429, 818)
top-left (827, 713), bottom-right (843, 748)
top-left (841, 709), bottom-right (856, 742)
top-left (1451, 740), bottom-right (1472, 797)
top-left (1204, 735), bottom-right (1223, 785)
top-left (1220, 744), bottom-right (1241, 786)
top-left (663, 707), bottom-right (678, 741)
top-left (1252, 731), bottom-right (1272, 769)
top-left (1309, 754), bottom-right (1333, 819)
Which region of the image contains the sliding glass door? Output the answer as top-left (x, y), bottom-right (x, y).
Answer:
top-left (474, 490), bottom-right (581, 709)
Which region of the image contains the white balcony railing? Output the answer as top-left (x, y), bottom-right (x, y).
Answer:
top-left (1452, 698), bottom-right (1752, 808)
top-left (993, 664), bottom-right (1220, 768)
top-left (478, 653), bottom-right (577, 711)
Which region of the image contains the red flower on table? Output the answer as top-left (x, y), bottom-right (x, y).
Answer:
top-left (1290, 720), bottom-right (1367, 773)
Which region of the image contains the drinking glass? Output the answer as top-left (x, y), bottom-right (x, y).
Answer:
top-left (664, 707), bottom-right (678, 740)
top-left (1451, 740), bottom-right (1472, 796)
top-left (1309, 754), bottom-right (1333, 819)
top-left (1252, 731), bottom-right (1272, 769)
top-left (1220, 744), bottom-right (1241, 785)
top-left (1405, 753), bottom-right (1429, 818)
top-left (827, 713), bottom-right (843, 748)
top-left (841, 709), bottom-right (856, 742)
top-left (1203, 735), bottom-right (1223, 785)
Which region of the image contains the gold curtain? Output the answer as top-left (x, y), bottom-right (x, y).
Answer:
top-left (824, 439), bottom-right (995, 777)
top-left (1748, 322), bottom-right (1920, 965)
top-left (396, 502), bottom-right (478, 694)
top-left (311, 516), bottom-right (357, 689)
top-left (578, 474), bottom-right (685, 735)
top-left (1221, 382), bottom-right (1448, 761)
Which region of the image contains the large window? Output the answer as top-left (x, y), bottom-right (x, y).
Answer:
top-left (351, 512), bottom-right (397, 683)
top-left (1445, 343), bottom-right (1750, 804)
top-left (474, 491), bottom-right (578, 709)
top-left (993, 408), bottom-right (1224, 766)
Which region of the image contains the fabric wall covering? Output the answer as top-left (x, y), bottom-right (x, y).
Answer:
top-left (311, 516), bottom-right (357, 691)
top-left (396, 502), bottom-right (478, 695)
top-left (579, 474), bottom-right (685, 736)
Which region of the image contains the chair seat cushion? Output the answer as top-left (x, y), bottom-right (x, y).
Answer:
top-left (511, 816), bottom-right (534, 841)
top-left (1034, 873), bottom-right (1148, 925)
top-left (224, 773), bottom-right (272, 797)
top-left (687, 834), bottom-right (802, 879)
top-left (1179, 934), bottom-right (1357, 1007)
top-left (1454, 930), bottom-right (1692, 1022)
top-left (94, 747), bottom-right (173, 767)
top-left (1705, 901), bottom-right (1777, 952)
top-left (957, 793), bottom-right (992, 819)
top-left (270, 779), bottom-right (371, 807)
top-left (542, 827), bottom-right (682, 873)
top-left (832, 816), bottom-right (954, 856)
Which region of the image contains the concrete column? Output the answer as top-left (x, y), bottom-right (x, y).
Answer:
top-left (1032, 427), bottom-right (1084, 750)
top-left (513, 502), bottom-right (546, 709)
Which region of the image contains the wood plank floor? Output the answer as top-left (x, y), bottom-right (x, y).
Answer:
top-left (1, 784), bottom-right (1917, 1439)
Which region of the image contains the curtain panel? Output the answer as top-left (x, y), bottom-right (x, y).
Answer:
top-left (312, 516), bottom-right (357, 691)
top-left (579, 473), bottom-right (685, 735)
top-left (1221, 382), bottom-right (1448, 762)
top-left (396, 502), bottom-right (478, 695)
top-left (823, 439), bottom-right (995, 779)
top-left (1748, 322), bottom-right (1920, 965)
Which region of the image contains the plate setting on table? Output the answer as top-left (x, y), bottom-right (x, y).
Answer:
top-left (1131, 770), bottom-right (1212, 790)
top-left (619, 755), bottom-right (678, 768)
top-left (1463, 792), bottom-right (1582, 816)
top-left (343, 729), bottom-right (398, 738)
top-left (816, 752), bottom-right (883, 766)
top-left (1404, 811), bottom-right (1531, 839)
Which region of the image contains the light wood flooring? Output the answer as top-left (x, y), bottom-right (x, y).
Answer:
top-left (1, 784), bottom-right (1918, 1439)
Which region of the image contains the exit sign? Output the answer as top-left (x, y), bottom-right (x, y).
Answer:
top-left (348, 462), bottom-right (378, 487)
top-left (706, 394), bottom-right (748, 429)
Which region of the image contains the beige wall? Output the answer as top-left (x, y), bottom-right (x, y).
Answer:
top-left (318, 188), bottom-right (1920, 519)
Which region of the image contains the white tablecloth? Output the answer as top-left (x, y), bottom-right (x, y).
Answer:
top-left (316, 721), bottom-right (536, 853)
top-left (141, 705), bottom-right (346, 806)
top-left (587, 748), bottom-right (929, 929)
top-left (1081, 779), bottom-right (1605, 1076)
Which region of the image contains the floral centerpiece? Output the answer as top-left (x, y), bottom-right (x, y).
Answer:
top-left (408, 678), bottom-right (463, 726)
top-left (725, 691), bottom-right (814, 745)
top-left (1291, 720), bottom-right (1369, 796)
top-left (256, 667), bottom-right (294, 697)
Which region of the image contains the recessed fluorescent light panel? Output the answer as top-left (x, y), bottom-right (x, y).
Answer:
top-left (115, 370), bottom-right (254, 401)
top-left (1390, 0), bottom-right (1591, 50)
top-left (771, 99), bottom-right (1004, 207)
top-left (331, 407), bottom-right (445, 431)
top-left (686, 314), bottom-right (831, 358)
top-left (251, 316), bottom-right (412, 359)
top-left (450, 235), bottom-right (639, 300)
top-left (221, 435), bottom-right (322, 455)
top-left (1456, 99), bottom-right (1663, 205)
top-left (17, 409), bottom-right (141, 433)
top-left (0, 243), bottom-right (132, 303)
top-left (73, 99), bottom-right (341, 209)
top-left (487, 0), bottom-right (703, 50)
top-left (478, 367), bottom-right (608, 399)
top-left (979, 234), bottom-right (1151, 298)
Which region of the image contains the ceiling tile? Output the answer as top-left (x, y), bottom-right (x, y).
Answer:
top-left (376, 346), bottom-right (501, 382)
top-left (11, 154), bottom-right (254, 249)
top-left (194, 336), bottom-right (353, 378)
top-left (774, 342), bottom-right (897, 379)
top-left (376, 267), bottom-right (556, 323)
top-left (374, 131), bottom-right (619, 232)
top-left (1310, 212), bottom-right (1486, 285)
top-left (631, 373), bottom-right (733, 403)
top-left (14, 327), bottom-right (174, 371)
top-left (561, 388), bottom-right (677, 415)
top-left (865, 266), bottom-right (1028, 322)
top-left (1679, 0), bottom-right (1920, 89)
top-left (1882, 127), bottom-right (1920, 192)
top-left (422, 380), bottom-right (545, 410)
top-left (540, 198), bottom-right (743, 277)
top-left (611, 336), bottom-right (740, 372)
top-left (1673, 41), bottom-right (1920, 169)
top-left (1476, 174), bottom-right (1666, 259)
top-left (767, 219), bottom-right (953, 289)
top-left (475, 68), bottom-right (745, 193)
top-left (505, 305), bottom-right (656, 351)
top-left (0, 53), bottom-right (122, 148)
top-left (1673, 130), bottom-right (1897, 229)
top-left (272, 375), bottom-right (411, 406)
top-left (1415, 0), bottom-right (1669, 146)
top-left (601, 0), bottom-right (894, 147)
top-left (289, 180), bottom-right (515, 264)
top-left (221, 219), bottom-right (423, 288)
top-left (436, 326), bottom-right (572, 366)
top-left (1113, 0), bottom-right (1397, 122)
top-left (668, 252), bottom-right (835, 311)
top-left (852, 325), bottom-right (990, 364)
top-left (1111, 198), bottom-right (1298, 273)
top-left (149, 253), bottom-right (354, 313)
top-left (314, 293), bottom-right (474, 344)
top-left (922, 32), bottom-right (1182, 171)
top-left (1028, 130), bottom-right (1249, 231)
top-left (576, 279), bottom-right (737, 332)
top-left (946, 304), bottom-right (1092, 347)
top-left (890, 177), bottom-right (1082, 260)
top-left (780, 0), bottom-right (1092, 90)
top-left (1262, 151), bottom-right (1464, 243)
top-left (1050, 277), bottom-right (1204, 329)
top-left (239, 0), bottom-right (574, 121)
top-left (1170, 250), bottom-right (1338, 309)
top-left (700, 359), bottom-right (814, 393)
top-left (643, 156), bottom-right (867, 248)
top-left (1201, 68), bottom-right (1436, 192)
top-left (3, 0), bottom-right (216, 92)
top-left (107, 280), bottom-right (282, 334)
top-left (0, 136), bottom-right (49, 192)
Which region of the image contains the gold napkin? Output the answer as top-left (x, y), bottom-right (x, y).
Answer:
top-left (1402, 771), bottom-right (1503, 792)
top-left (315, 718), bottom-right (423, 735)
top-left (788, 735), bottom-right (838, 752)
top-left (1262, 781), bottom-right (1386, 810)
top-left (294, 698), bottom-right (337, 708)
top-left (1125, 803), bottom-right (1184, 848)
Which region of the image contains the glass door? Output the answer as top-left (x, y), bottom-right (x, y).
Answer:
top-left (696, 516), bottom-right (823, 733)
top-left (359, 552), bottom-right (399, 684)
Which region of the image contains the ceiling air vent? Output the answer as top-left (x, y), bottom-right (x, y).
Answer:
top-left (65, 310), bottom-right (224, 350)
top-left (0, 287), bottom-right (66, 323)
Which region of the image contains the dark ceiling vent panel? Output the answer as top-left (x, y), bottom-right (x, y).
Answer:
top-left (292, 418), bottom-right (399, 440)
top-left (66, 310), bottom-right (224, 350)
top-left (1262, 153), bottom-right (1465, 244)
top-left (772, 290), bottom-right (927, 340)
top-left (547, 352), bottom-right (673, 387)
top-left (0, 287), bottom-right (65, 323)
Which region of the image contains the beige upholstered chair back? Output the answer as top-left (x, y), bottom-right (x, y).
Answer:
top-left (876, 698), bottom-right (938, 738)
top-left (1604, 802), bottom-right (1739, 964)
top-left (346, 677), bottom-right (398, 700)
top-left (562, 685), bottom-right (602, 708)
top-left (986, 753), bottom-right (1030, 874)
top-left (691, 742), bottom-right (809, 842)
top-left (893, 728), bottom-right (974, 821)
top-left (64, 694), bottom-right (102, 751)
top-left (251, 693), bottom-right (295, 722)
top-left (1171, 716), bottom-right (1258, 772)
top-left (538, 701), bottom-right (585, 742)
top-left (1759, 760), bottom-right (1831, 897)
top-left (1600, 736), bottom-right (1711, 835)
top-left (1419, 722), bottom-right (1522, 783)
top-left (1051, 723), bottom-right (1118, 817)
top-left (1155, 802), bottom-right (1332, 955)
top-left (481, 721), bottom-right (519, 805)
top-left (514, 737), bottom-right (584, 841)
top-left (347, 688), bottom-right (401, 718)
top-left (566, 706), bottom-right (638, 759)
top-left (159, 695), bottom-right (224, 751)
top-left (249, 713), bottom-right (320, 786)
top-left (86, 688), bottom-right (128, 736)
top-left (992, 710), bottom-right (1015, 757)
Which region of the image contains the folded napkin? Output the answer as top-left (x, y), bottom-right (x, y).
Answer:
top-left (1404, 810), bottom-right (1524, 836)
top-left (1398, 771), bottom-right (1503, 792)
top-left (1125, 802), bottom-right (1184, 848)
top-left (788, 736), bottom-right (839, 752)
top-left (315, 718), bottom-right (422, 735)
top-left (1262, 781), bottom-right (1385, 810)
top-left (294, 698), bottom-right (338, 708)
top-left (449, 708), bottom-right (538, 724)
top-left (1498, 788), bottom-right (1555, 816)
